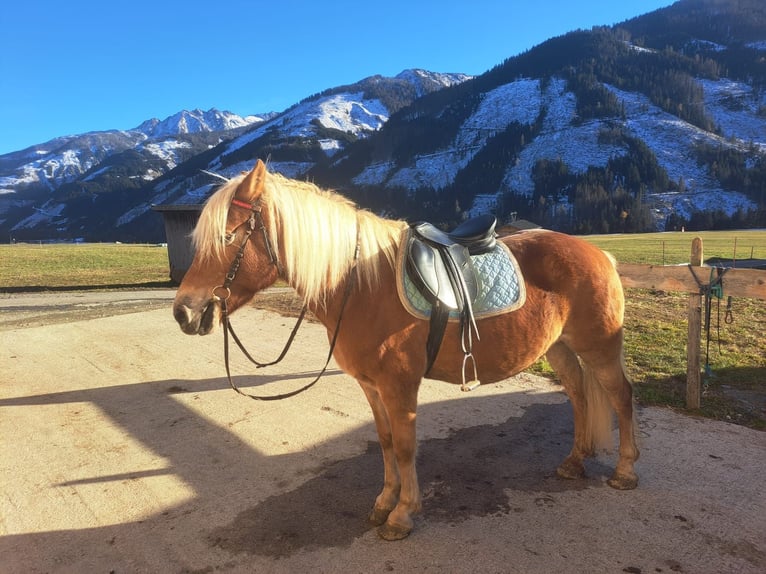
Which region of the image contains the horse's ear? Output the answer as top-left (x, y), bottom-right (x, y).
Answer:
top-left (239, 159), bottom-right (267, 200)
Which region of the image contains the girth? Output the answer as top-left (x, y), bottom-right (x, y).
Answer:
top-left (405, 215), bottom-right (497, 388)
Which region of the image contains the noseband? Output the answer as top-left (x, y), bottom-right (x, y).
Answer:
top-left (212, 194), bottom-right (359, 401)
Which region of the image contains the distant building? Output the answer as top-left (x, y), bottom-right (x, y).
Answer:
top-left (152, 204), bottom-right (203, 283)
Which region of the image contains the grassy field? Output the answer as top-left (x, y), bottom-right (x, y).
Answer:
top-left (583, 229), bottom-right (766, 266)
top-left (0, 242), bottom-right (172, 290)
top-left (1, 231), bottom-right (764, 428)
top-left (583, 230), bottom-right (766, 429)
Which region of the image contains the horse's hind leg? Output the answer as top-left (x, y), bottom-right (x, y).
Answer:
top-left (358, 381), bottom-right (401, 526)
top-left (583, 350), bottom-right (640, 490)
top-left (546, 341), bottom-right (592, 480)
top-left (549, 339), bottom-right (639, 489)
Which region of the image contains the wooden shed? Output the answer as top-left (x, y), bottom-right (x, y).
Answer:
top-left (152, 204), bottom-right (203, 283)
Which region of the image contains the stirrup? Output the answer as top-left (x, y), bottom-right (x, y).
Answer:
top-left (461, 353), bottom-right (481, 392)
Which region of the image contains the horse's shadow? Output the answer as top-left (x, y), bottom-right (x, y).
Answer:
top-left (209, 400), bottom-right (609, 558)
top-left (1, 374), bottom-right (610, 564)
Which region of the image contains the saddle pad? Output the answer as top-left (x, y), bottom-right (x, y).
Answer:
top-left (396, 228), bottom-right (526, 321)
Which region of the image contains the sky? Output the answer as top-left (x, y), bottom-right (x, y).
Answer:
top-left (0, 0), bottom-right (676, 155)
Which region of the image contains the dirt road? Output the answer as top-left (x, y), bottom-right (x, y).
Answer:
top-left (1, 291), bottom-right (764, 573)
top-left (0, 289), bottom-right (177, 330)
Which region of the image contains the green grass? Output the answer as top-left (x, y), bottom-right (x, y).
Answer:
top-left (583, 229), bottom-right (766, 265)
top-left (0, 242), bottom-right (172, 290)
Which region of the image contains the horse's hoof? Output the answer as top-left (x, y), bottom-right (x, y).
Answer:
top-left (377, 521), bottom-right (412, 541)
top-left (368, 506), bottom-right (392, 527)
top-left (607, 473), bottom-right (638, 490)
top-left (556, 459), bottom-right (585, 480)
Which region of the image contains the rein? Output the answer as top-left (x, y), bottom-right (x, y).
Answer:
top-left (213, 197), bottom-right (359, 401)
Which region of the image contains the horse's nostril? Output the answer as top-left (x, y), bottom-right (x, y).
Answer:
top-left (174, 305), bottom-right (188, 326)
top-left (198, 301), bottom-right (218, 335)
top-left (174, 304), bottom-right (198, 334)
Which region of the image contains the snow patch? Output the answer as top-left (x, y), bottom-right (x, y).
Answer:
top-left (607, 84), bottom-right (757, 220)
top-left (503, 78), bottom-right (624, 197)
top-left (12, 202), bottom-right (66, 230)
top-left (140, 139), bottom-right (193, 169)
top-left (354, 78), bottom-right (551, 190)
top-left (698, 78), bottom-right (766, 148)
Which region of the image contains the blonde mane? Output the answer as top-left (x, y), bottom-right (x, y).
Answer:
top-left (193, 169), bottom-right (406, 307)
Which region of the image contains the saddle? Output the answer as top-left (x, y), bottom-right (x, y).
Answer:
top-left (405, 214), bottom-right (497, 389)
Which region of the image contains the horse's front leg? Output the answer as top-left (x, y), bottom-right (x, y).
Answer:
top-left (359, 381), bottom-right (400, 526)
top-left (373, 377), bottom-right (421, 541)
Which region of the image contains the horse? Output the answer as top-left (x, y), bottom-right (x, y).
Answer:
top-left (173, 159), bottom-right (639, 540)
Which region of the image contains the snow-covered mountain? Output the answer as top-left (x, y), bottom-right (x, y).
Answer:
top-left (0, 70), bottom-right (468, 241)
top-left (0, 108), bottom-right (266, 239)
top-left (109, 70), bottom-right (471, 233)
top-left (134, 108), bottom-right (268, 139)
top-left (0, 131), bottom-right (146, 192)
top-left (309, 1), bottom-right (766, 233)
top-left (0, 108), bottom-right (263, 195)
top-left (346, 75), bottom-right (763, 226)
top-left (207, 69), bottom-right (472, 178)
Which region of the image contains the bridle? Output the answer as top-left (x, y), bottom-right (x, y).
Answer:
top-left (212, 197), bottom-right (280, 302)
top-left (211, 195), bottom-right (359, 401)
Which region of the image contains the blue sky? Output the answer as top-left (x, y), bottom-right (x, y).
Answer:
top-left (0, 0), bottom-right (675, 155)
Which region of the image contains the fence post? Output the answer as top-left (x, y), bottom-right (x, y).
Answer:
top-left (686, 237), bottom-right (703, 409)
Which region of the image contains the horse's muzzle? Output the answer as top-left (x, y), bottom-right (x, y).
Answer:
top-left (173, 299), bottom-right (218, 335)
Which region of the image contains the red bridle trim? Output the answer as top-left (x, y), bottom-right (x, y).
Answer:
top-left (231, 198), bottom-right (253, 210)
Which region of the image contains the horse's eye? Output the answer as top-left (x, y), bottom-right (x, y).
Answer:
top-left (224, 232), bottom-right (236, 245)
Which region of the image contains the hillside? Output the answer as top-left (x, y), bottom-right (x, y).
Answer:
top-left (310, 0), bottom-right (766, 233)
top-left (0, 109), bottom-right (267, 240)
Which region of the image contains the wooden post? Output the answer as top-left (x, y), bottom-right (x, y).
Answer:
top-left (686, 237), bottom-right (703, 409)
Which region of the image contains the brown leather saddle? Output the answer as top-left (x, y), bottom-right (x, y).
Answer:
top-left (405, 214), bottom-right (497, 386)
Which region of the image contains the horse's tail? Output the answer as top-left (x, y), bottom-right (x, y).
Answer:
top-left (581, 345), bottom-right (635, 453)
top-left (581, 361), bottom-right (614, 452)
top-left (578, 248), bottom-right (633, 453)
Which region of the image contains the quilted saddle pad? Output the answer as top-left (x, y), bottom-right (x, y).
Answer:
top-left (396, 228), bottom-right (526, 321)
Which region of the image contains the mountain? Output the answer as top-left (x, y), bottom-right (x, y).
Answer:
top-left (90, 70), bottom-right (470, 241)
top-left (134, 108), bottom-right (263, 139)
top-left (0, 108), bottom-right (269, 240)
top-left (0, 109), bottom-right (266, 194)
top-left (307, 0), bottom-right (766, 233)
top-left (2, 0), bottom-right (765, 242)
top-left (0, 71), bottom-right (468, 242)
